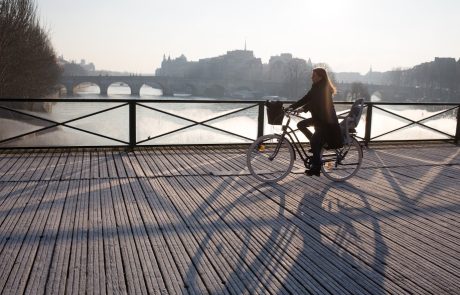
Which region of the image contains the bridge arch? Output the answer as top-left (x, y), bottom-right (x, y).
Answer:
top-left (107, 81), bottom-right (132, 95)
top-left (140, 83), bottom-right (164, 96)
top-left (72, 82), bottom-right (101, 95)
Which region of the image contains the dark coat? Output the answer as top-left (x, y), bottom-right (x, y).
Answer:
top-left (290, 80), bottom-right (343, 148)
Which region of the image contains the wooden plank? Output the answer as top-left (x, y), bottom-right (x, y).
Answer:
top-left (0, 181), bottom-right (24, 212)
top-left (91, 151), bottom-right (100, 179)
top-left (45, 180), bottom-right (80, 294)
top-left (132, 149), bottom-right (155, 177)
top-left (0, 151), bottom-right (16, 178)
top-left (136, 177), bottom-right (194, 295)
top-left (136, 148), bottom-right (166, 177)
top-left (119, 151), bottom-right (137, 178)
top-left (25, 181), bottom-right (70, 294)
top-left (49, 150), bottom-right (70, 181)
top-left (98, 179), bottom-right (127, 294)
top-left (0, 150), bottom-right (25, 181)
top-left (97, 149), bottom-right (109, 179)
top-left (0, 182), bottom-right (29, 238)
top-left (70, 149), bottom-right (84, 180)
top-left (86, 179), bottom-right (106, 295)
top-left (7, 150), bottom-right (39, 182)
top-left (20, 150), bottom-right (48, 181)
top-left (147, 176), bottom-right (222, 294)
top-left (105, 150), bottom-right (119, 179)
top-left (66, 179), bottom-right (90, 294)
top-left (30, 150), bottom-right (53, 181)
top-left (118, 178), bottom-right (169, 294)
top-left (126, 151), bottom-right (146, 177)
top-left (61, 150), bottom-right (77, 180)
top-left (81, 150), bottom-right (91, 179)
top-left (111, 151), bottom-right (127, 178)
top-left (40, 151), bottom-right (61, 181)
top-left (1, 181), bottom-right (59, 294)
top-left (0, 182), bottom-right (48, 291)
top-left (109, 178), bottom-right (148, 294)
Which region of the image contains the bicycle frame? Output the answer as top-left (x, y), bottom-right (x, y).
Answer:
top-left (271, 113), bottom-right (310, 163)
top-left (270, 112), bottom-right (345, 167)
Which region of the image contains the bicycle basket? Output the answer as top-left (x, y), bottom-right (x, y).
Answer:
top-left (266, 100), bottom-right (284, 125)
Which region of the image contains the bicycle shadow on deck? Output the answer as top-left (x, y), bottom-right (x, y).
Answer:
top-left (181, 171), bottom-right (391, 294)
top-left (273, 178), bottom-right (390, 294)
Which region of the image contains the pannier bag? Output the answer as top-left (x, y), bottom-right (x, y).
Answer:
top-left (266, 100), bottom-right (284, 125)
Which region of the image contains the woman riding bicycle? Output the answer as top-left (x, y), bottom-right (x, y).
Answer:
top-left (287, 67), bottom-right (343, 176)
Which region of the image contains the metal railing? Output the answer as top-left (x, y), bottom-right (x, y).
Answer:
top-left (0, 98), bottom-right (459, 149)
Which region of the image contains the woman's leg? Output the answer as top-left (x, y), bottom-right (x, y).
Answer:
top-left (310, 129), bottom-right (325, 171)
top-left (297, 118), bottom-right (315, 140)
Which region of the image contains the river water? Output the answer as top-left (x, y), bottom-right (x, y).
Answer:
top-left (0, 85), bottom-right (457, 147)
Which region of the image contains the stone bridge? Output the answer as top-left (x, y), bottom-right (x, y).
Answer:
top-left (59, 76), bottom-right (420, 101)
top-left (58, 76), bottom-right (285, 98)
top-left (336, 83), bottom-right (421, 102)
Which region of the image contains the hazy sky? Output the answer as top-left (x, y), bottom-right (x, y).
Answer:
top-left (38, 0), bottom-right (459, 74)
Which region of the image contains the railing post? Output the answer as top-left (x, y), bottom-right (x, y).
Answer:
top-left (257, 102), bottom-right (265, 138)
top-left (455, 104), bottom-right (460, 145)
top-left (364, 103), bottom-right (373, 146)
top-left (129, 101), bottom-right (136, 150)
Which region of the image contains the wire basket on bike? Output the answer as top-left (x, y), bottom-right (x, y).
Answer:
top-left (266, 100), bottom-right (284, 125)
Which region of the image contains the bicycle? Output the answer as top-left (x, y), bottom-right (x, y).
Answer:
top-left (246, 99), bottom-right (364, 183)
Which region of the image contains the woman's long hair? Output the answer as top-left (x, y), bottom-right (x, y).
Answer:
top-left (313, 67), bottom-right (337, 95)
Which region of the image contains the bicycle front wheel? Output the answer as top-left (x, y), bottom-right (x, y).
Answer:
top-left (321, 137), bottom-right (363, 182)
top-left (247, 134), bottom-right (295, 183)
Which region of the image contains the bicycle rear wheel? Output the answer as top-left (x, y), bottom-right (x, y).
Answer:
top-left (247, 134), bottom-right (295, 183)
top-left (321, 137), bottom-right (363, 182)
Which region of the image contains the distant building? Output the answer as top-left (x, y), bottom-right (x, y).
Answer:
top-left (156, 50), bottom-right (263, 81)
top-left (265, 53), bottom-right (293, 82)
top-left (79, 59), bottom-right (95, 72)
top-left (155, 54), bottom-right (191, 77)
top-left (58, 56), bottom-right (96, 75)
top-left (155, 50), bottom-right (314, 87)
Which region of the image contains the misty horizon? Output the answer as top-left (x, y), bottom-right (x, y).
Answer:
top-left (61, 52), bottom-right (459, 76)
top-left (38, 0), bottom-right (460, 75)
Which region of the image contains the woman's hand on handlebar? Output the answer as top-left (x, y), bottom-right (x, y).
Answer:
top-left (284, 107), bottom-right (301, 115)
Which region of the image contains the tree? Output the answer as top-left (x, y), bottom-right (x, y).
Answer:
top-left (283, 58), bottom-right (310, 98)
top-left (349, 82), bottom-right (370, 101)
top-left (0, 0), bottom-right (61, 98)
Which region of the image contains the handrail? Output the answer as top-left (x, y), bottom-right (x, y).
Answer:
top-left (1, 97), bottom-right (459, 105)
top-left (0, 98), bottom-right (459, 148)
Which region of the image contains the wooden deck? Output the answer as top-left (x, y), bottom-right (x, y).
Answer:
top-left (0, 143), bottom-right (459, 294)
